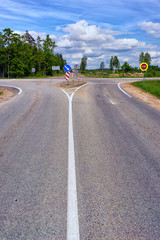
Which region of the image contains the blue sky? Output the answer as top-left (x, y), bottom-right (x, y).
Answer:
top-left (1, 0), bottom-right (160, 69)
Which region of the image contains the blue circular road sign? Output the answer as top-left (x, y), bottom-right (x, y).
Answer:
top-left (64, 64), bottom-right (71, 72)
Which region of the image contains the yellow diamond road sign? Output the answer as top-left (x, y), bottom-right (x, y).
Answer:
top-left (140, 62), bottom-right (148, 71)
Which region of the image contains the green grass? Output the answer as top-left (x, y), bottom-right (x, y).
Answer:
top-left (132, 80), bottom-right (160, 99)
top-left (0, 91), bottom-right (3, 95)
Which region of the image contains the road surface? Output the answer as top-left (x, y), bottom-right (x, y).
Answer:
top-left (0, 77), bottom-right (160, 240)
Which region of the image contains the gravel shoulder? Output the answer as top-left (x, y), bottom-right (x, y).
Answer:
top-left (121, 82), bottom-right (160, 111)
top-left (60, 80), bottom-right (86, 88)
top-left (0, 86), bottom-right (19, 104)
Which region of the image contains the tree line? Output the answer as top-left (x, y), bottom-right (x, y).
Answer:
top-left (105, 52), bottom-right (152, 72)
top-left (0, 28), bottom-right (66, 78)
top-left (80, 52), bottom-right (152, 72)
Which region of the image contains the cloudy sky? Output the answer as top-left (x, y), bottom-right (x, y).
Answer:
top-left (1, 0), bottom-right (160, 69)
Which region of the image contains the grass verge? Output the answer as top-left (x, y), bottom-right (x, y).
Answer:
top-left (132, 80), bottom-right (160, 99)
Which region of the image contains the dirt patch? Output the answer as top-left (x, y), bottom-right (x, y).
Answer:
top-left (95, 72), bottom-right (105, 75)
top-left (109, 72), bottom-right (143, 77)
top-left (130, 72), bottom-right (143, 77)
top-left (109, 73), bottom-right (120, 77)
top-left (0, 86), bottom-right (19, 104)
top-left (121, 82), bottom-right (160, 112)
top-left (60, 80), bottom-right (86, 88)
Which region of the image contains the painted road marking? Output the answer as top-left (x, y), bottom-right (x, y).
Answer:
top-left (109, 98), bottom-right (116, 105)
top-left (88, 82), bottom-right (117, 84)
top-left (62, 83), bottom-right (88, 240)
top-left (118, 82), bottom-right (132, 98)
top-left (0, 84), bottom-right (22, 95)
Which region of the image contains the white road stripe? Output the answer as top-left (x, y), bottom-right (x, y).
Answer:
top-left (88, 82), bottom-right (117, 85)
top-left (109, 98), bottom-right (116, 105)
top-left (61, 83), bottom-right (88, 240)
top-left (118, 82), bottom-right (132, 98)
top-left (0, 84), bottom-right (22, 95)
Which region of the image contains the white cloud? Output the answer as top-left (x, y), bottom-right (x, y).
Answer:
top-left (62, 20), bottom-right (114, 42)
top-left (55, 20), bottom-right (157, 68)
top-left (139, 22), bottom-right (160, 38)
top-left (50, 35), bottom-right (57, 41)
top-left (12, 20), bottom-right (159, 69)
top-left (149, 51), bottom-right (160, 58)
top-left (56, 26), bottom-right (61, 31)
top-left (57, 38), bottom-right (73, 47)
top-left (145, 51), bottom-right (160, 65)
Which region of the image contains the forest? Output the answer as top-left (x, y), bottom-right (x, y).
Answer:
top-left (0, 28), bottom-right (66, 78)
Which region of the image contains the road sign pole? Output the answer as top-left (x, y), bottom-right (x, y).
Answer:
top-left (32, 68), bottom-right (36, 77)
top-left (139, 62), bottom-right (148, 82)
top-left (66, 71), bottom-right (70, 81)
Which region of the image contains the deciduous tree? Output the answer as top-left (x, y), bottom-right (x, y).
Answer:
top-left (0, 28), bottom-right (65, 78)
top-left (110, 56), bottom-right (120, 72)
top-left (80, 56), bottom-right (87, 72)
top-left (109, 56), bottom-right (114, 71)
top-left (139, 51), bottom-right (151, 65)
top-left (144, 52), bottom-right (151, 65)
top-left (121, 62), bottom-right (132, 72)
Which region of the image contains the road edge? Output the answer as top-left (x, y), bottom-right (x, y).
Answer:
top-left (119, 82), bottom-right (160, 112)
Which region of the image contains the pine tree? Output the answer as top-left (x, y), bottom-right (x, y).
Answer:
top-left (24, 30), bottom-right (35, 46)
top-left (100, 61), bottom-right (105, 70)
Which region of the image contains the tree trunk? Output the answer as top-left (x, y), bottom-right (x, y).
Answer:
top-left (45, 59), bottom-right (46, 76)
top-left (3, 65), bottom-right (4, 78)
top-left (7, 54), bottom-right (10, 78)
top-left (38, 56), bottom-right (41, 72)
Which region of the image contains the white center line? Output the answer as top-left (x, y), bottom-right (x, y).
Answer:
top-left (62, 83), bottom-right (88, 240)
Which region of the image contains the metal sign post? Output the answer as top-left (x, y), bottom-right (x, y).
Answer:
top-left (64, 65), bottom-right (71, 82)
top-left (52, 66), bottom-right (60, 75)
top-left (73, 64), bottom-right (79, 80)
top-left (66, 71), bottom-right (70, 81)
top-left (32, 68), bottom-right (36, 77)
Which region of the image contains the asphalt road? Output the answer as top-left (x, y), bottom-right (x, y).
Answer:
top-left (0, 77), bottom-right (160, 240)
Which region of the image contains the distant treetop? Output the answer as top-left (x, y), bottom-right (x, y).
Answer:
top-left (24, 30), bottom-right (35, 46)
